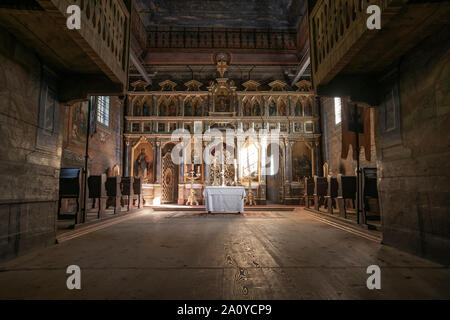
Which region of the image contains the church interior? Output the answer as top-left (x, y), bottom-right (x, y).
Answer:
top-left (0, 0), bottom-right (449, 300)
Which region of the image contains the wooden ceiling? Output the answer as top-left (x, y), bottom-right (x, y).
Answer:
top-left (134, 0), bottom-right (306, 29)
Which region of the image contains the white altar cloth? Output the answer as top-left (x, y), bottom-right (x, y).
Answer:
top-left (203, 186), bottom-right (246, 213)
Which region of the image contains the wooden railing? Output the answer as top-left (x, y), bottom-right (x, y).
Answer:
top-left (309, 0), bottom-right (402, 86)
top-left (39, 0), bottom-right (130, 86)
top-left (147, 27), bottom-right (297, 51)
top-left (131, 3), bottom-right (147, 54)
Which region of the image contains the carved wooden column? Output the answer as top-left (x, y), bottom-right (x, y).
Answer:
top-left (178, 95), bottom-right (184, 117)
top-left (258, 134), bottom-right (267, 203)
top-left (124, 139), bottom-right (131, 177)
top-left (154, 96), bottom-right (159, 116)
top-left (288, 95), bottom-right (293, 116)
top-left (238, 96), bottom-right (243, 117)
top-left (284, 139), bottom-right (291, 200)
top-left (202, 141), bottom-right (211, 185)
top-left (314, 139), bottom-right (320, 176)
top-left (128, 95), bottom-right (134, 116)
top-left (155, 140), bottom-right (161, 183)
top-left (305, 141), bottom-right (316, 177)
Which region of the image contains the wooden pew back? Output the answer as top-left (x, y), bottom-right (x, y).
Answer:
top-left (314, 176), bottom-right (328, 196)
top-left (88, 175), bottom-right (106, 198)
top-left (59, 168), bottom-right (82, 198)
top-left (305, 177), bottom-right (315, 196)
top-left (337, 175), bottom-right (357, 200)
top-left (327, 176), bottom-right (338, 198)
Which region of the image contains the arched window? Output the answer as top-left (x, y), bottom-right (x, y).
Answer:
top-left (97, 96), bottom-right (110, 126)
top-left (334, 97), bottom-right (342, 124)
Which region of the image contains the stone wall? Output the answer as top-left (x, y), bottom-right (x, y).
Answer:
top-left (377, 24), bottom-right (450, 265)
top-left (321, 98), bottom-right (377, 176)
top-left (0, 30), bottom-right (62, 261)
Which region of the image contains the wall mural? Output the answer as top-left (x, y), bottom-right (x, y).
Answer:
top-left (67, 101), bottom-right (88, 152)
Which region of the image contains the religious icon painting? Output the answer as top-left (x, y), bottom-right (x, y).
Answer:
top-left (194, 101), bottom-right (202, 116)
top-left (295, 101), bottom-right (302, 116)
top-left (184, 100), bottom-right (193, 116)
top-left (133, 141), bottom-right (154, 183)
top-left (253, 101), bottom-right (261, 116)
top-left (169, 101), bottom-right (177, 116)
top-left (269, 101), bottom-right (277, 116)
top-left (133, 101), bottom-right (142, 116)
top-left (159, 103), bottom-right (168, 116)
top-left (143, 101), bottom-right (151, 116)
top-left (244, 100), bottom-right (252, 116)
top-left (278, 101), bottom-right (287, 116)
top-left (69, 102), bottom-right (88, 149)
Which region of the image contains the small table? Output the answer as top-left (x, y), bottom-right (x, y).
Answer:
top-left (203, 186), bottom-right (245, 213)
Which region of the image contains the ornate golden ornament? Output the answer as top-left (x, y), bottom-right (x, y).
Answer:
top-left (159, 80), bottom-right (177, 91)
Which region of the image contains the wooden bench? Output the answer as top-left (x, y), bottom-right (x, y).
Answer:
top-left (120, 177), bottom-right (134, 211)
top-left (304, 177), bottom-right (315, 208)
top-left (106, 176), bottom-right (122, 214)
top-left (133, 178), bottom-right (143, 209)
top-left (337, 175), bottom-right (357, 219)
top-left (314, 176), bottom-right (328, 211)
top-left (362, 168), bottom-right (379, 221)
top-left (326, 176), bottom-right (339, 214)
top-left (87, 174), bottom-right (107, 219)
top-left (58, 168), bottom-right (83, 222)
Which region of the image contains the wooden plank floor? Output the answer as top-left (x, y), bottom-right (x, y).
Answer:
top-left (0, 208), bottom-right (449, 299)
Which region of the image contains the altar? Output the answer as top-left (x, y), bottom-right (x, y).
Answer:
top-left (203, 186), bottom-right (245, 213)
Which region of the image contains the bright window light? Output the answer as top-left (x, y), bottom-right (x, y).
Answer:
top-left (334, 97), bottom-right (342, 125)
